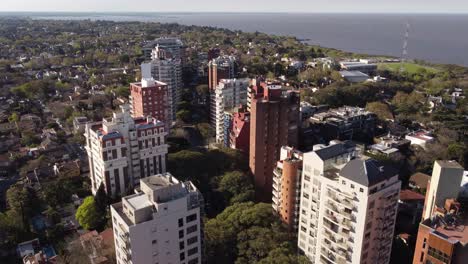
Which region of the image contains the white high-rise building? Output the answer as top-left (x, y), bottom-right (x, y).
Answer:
top-left (143, 37), bottom-right (185, 62)
top-left (297, 141), bottom-right (401, 264)
top-left (84, 105), bottom-right (168, 197)
top-left (142, 45), bottom-right (183, 121)
top-left (111, 173), bottom-right (204, 264)
top-left (210, 78), bottom-right (249, 144)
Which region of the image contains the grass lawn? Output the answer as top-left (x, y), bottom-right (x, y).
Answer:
top-left (378, 62), bottom-right (439, 74)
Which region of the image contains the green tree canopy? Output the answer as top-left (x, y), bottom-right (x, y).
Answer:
top-left (75, 196), bottom-right (102, 230)
top-left (366, 101), bottom-right (393, 120)
top-left (218, 171), bottom-right (254, 204)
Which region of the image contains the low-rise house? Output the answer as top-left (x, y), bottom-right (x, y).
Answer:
top-left (53, 160), bottom-right (81, 178)
top-left (0, 121), bottom-right (17, 134)
top-left (78, 228), bottom-right (114, 264)
top-left (340, 70), bottom-right (369, 83)
top-left (398, 189), bottom-right (425, 225)
top-left (408, 172), bottom-right (431, 191)
top-left (17, 238), bottom-right (57, 264)
top-left (405, 130), bottom-right (434, 149)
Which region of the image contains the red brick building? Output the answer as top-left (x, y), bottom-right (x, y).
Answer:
top-left (130, 78), bottom-right (170, 127)
top-left (249, 83), bottom-right (300, 202)
top-left (229, 106), bottom-right (250, 154)
top-left (413, 161), bottom-right (468, 264)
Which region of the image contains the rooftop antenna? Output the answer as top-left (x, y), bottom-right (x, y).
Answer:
top-left (400, 21), bottom-right (411, 73)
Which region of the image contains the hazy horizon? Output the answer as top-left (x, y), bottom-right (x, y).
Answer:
top-left (1, 0), bottom-right (467, 14)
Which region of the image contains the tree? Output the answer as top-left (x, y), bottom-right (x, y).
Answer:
top-left (8, 112), bottom-right (19, 123)
top-left (176, 110), bottom-right (191, 123)
top-left (366, 101), bottom-right (393, 120)
top-left (43, 181), bottom-right (72, 208)
top-left (218, 171), bottom-right (254, 204)
top-left (20, 131), bottom-right (41, 147)
top-left (196, 123), bottom-right (215, 141)
top-left (205, 202), bottom-right (296, 264)
top-left (75, 196), bottom-right (102, 230)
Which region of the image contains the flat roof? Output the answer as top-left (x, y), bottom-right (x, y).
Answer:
top-left (126, 193), bottom-right (152, 210)
top-left (433, 217), bottom-right (468, 245)
top-left (140, 174), bottom-right (177, 190)
top-left (340, 70), bottom-right (369, 77)
top-left (436, 160), bottom-right (464, 169)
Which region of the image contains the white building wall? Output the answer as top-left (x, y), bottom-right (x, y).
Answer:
top-left (111, 175), bottom-right (203, 264)
top-left (211, 78), bottom-right (249, 143)
top-left (297, 146), bottom-right (400, 264)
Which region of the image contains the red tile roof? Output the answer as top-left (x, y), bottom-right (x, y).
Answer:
top-left (400, 189), bottom-right (425, 201)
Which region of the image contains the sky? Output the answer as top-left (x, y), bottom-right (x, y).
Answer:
top-left (0, 0), bottom-right (467, 13)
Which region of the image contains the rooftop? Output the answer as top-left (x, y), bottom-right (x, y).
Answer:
top-left (340, 158), bottom-right (397, 187)
top-left (340, 70), bottom-right (369, 78)
top-left (436, 160), bottom-right (464, 169)
top-left (424, 213), bottom-right (468, 245)
top-left (314, 141), bottom-right (356, 161)
top-left (140, 175), bottom-right (177, 191)
top-left (125, 193), bottom-right (153, 211)
top-left (399, 189), bottom-right (425, 201)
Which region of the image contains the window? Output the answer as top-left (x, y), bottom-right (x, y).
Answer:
top-left (187, 225), bottom-right (198, 234)
top-left (187, 236), bottom-right (198, 245)
top-left (369, 201), bottom-right (375, 209)
top-left (186, 213), bottom-right (197, 223)
top-left (180, 252), bottom-right (185, 261)
top-left (420, 252), bottom-right (424, 262)
top-left (187, 247), bottom-right (198, 256)
top-left (342, 180), bottom-right (346, 185)
top-left (178, 218), bottom-right (184, 227)
top-left (364, 232), bottom-right (370, 239)
top-left (350, 184), bottom-right (355, 189)
top-left (188, 258), bottom-right (198, 264)
top-left (179, 230), bottom-right (184, 239)
top-left (179, 241), bottom-right (185, 250)
top-left (360, 188), bottom-right (364, 193)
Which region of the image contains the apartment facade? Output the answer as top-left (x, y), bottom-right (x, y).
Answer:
top-left (249, 84), bottom-right (300, 202)
top-left (142, 46), bottom-right (183, 120)
top-left (84, 105), bottom-right (168, 197)
top-left (210, 78), bottom-right (249, 144)
top-left (111, 173), bottom-right (204, 264)
top-left (229, 106), bottom-right (250, 154)
top-left (297, 141), bottom-right (401, 264)
top-left (413, 160), bottom-right (467, 264)
top-left (130, 78), bottom-right (170, 127)
top-left (208, 55), bottom-right (236, 90)
top-left (272, 146), bottom-right (303, 231)
top-left (143, 37), bottom-right (185, 62)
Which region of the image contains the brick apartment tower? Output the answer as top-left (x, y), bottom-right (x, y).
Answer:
top-left (208, 56), bottom-right (236, 90)
top-left (130, 78), bottom-right (170, 129)
top-left (249, 83), bottom-right (300, 202)
top-left (229, 106), bottom-right (250, 154)
top-left (272, 147), bottom-right (303, 231)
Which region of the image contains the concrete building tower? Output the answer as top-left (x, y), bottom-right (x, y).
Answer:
top-left (249, 83), bottom-right (300, 202)
top-left (141, 45), bottom-right (183, 121)
top-left (111, 173), bottom-right (204, 264)
top-left (297, 141), bottom-right (401, 264)
top-left (413, 160), bottom-right (467, 264)
top-left (84, 105), bottom-right (168, 197)
top-left (210, 78), bottom-right (249, 144)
